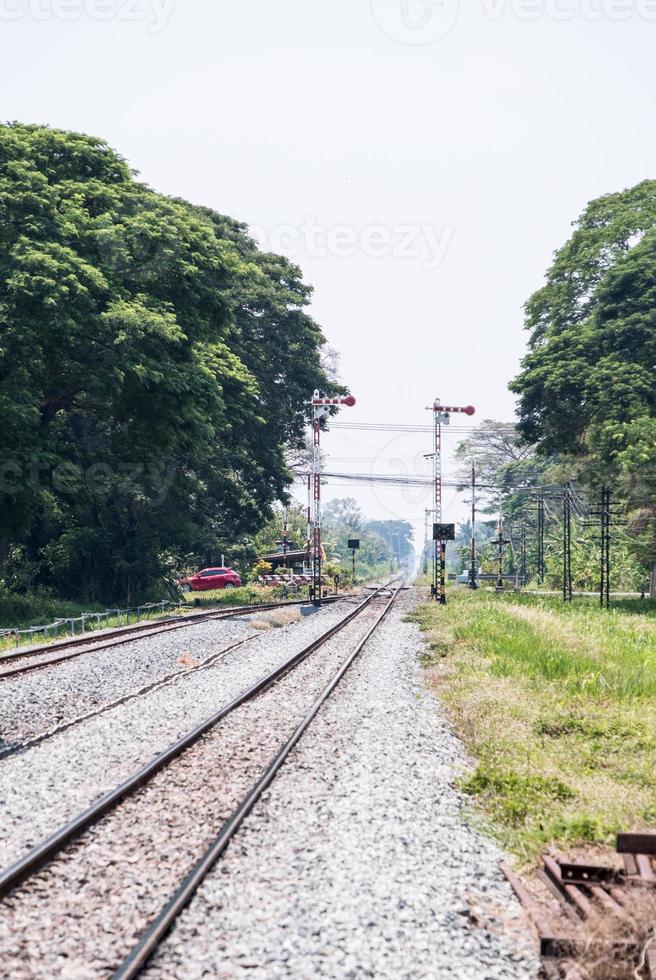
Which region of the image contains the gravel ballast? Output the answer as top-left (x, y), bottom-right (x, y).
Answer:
top-left (143, 588), bottom-right (539, 979)
top-left (1, 586), bottom-right (539, 978)
top-left (0, 594), bottom-right (393, 978)
top-left (0, 597), bottom-right (361, 868)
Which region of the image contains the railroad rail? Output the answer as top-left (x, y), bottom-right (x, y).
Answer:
top-left (0, 581), bottom-right (399, 908)
top-left (0, 596), bottom-right (340, 680)
top-left (0, 632), bottom-right (260, 761)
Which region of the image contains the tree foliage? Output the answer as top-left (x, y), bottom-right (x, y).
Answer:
top-left (511, 180), bottom-right (656, 584)
top-left (0, 124), bottom-right (337, 602)
top-left (512, 180), bottom-right (656, 459)
top-left (322, 498), bottom-right (413, 569)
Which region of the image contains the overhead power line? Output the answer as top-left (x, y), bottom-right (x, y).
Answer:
top-left (330, 422), bottom-right (516, 434)
top-left (293, 470), bottom-right (547, 492)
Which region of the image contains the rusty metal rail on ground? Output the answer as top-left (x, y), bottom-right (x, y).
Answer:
top-left (503, 831), bottom-right (656, 978)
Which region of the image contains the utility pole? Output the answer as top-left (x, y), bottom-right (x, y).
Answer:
top-left (537, 492), bottom-right (545, 585)
top-left (423, 509), bottom-right (430, 576)
top-left (307, 391), bottom-right (356, 606)
top-left (469, 460), bottom-right (478, 589)
top-left (521, 525), bottom-right (527, 588)
top-left (388, 521), bottom-right (394, 576)
top-left (491, 515), bottom-right (511, 590)
top-left (589, 485), bottom-right (614, 609)
top-left (563, 483), bottom-right (573, 603)
top-left (586, 485), bottom-right (626, 608)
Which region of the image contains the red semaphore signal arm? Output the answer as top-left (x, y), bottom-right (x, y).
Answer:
top-left (311, 395), bottom-right (356, 407)
top-left (433, 404), bottom-right (475, 416)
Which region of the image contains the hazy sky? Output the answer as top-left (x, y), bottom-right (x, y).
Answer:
top-left (3, 0), bottom-right (655, 544)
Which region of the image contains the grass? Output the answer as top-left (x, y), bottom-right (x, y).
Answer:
top-left (412, 589), bottom-right (656, 863)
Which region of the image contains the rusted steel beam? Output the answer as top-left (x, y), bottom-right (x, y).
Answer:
top-left (500, 861), bottom-right (557, 937)
top-left (559, 862), bottom-right (626, 887)
top-left (543, 856), bottom-right (594, 919)
top-left (623, 853), bottom-right (640, 875)
top-left (537, 871), bottom-right (580, 922)
top-left (636, 854), bottom-right (656, 882)
top-left (617, 832), bottom-right (656, 856)
top-left (541, 936), bottom-right (639, 960)
top-left (589, 884), bottom-right (628, 919)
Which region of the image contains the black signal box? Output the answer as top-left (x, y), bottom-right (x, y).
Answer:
top-left (433, 523), bottom-right (455, 541)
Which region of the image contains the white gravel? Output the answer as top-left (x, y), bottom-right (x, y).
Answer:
top-left (0, 597), bottom-right (361, 869)
top-left (144, 588), bottom-right (539, 980)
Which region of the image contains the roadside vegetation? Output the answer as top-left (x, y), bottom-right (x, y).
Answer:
top-left (413, 589), bottom-right (656, 864)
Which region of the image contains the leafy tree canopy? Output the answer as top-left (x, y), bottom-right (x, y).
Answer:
top-left (0, 124), bottom-right (338, 602)
top-left (511, 180), bottom-right (656, 586)
top-left (511, 180), bottom-right (656, 460)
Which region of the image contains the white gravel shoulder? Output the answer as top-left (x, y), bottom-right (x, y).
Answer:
top-left (0, 598), bottom-right (359, 868)
top-left (146, 588), bottom-right (540, 980)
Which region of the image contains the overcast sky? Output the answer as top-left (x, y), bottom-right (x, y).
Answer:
top-left (3, 0), bottom-right (655, 546)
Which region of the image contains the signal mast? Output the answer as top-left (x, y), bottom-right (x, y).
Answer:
top-left (306, 391), bottom-right (356, 606)
top-left (430, 400), bottom-right (475, 604)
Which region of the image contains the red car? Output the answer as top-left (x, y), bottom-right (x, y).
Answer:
top-left (180, 567), bottom-right (242, 592)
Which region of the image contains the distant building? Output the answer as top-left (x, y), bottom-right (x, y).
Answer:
top-left (259, 544), bottom-right (325, 573)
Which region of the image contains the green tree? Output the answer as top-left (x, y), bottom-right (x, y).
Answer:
top-left (0, 124), bottom-right (337, 602)
top-left (511, 181), bottom-right (656, 591)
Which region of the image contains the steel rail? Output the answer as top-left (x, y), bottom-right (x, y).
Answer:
top-left (0, 583), bottom-right (391, 900)
top-left (0, 605), bottom-right (245, 661)
top-left (0, 598), bottom-right (338, 680)
top-left (113, 582), bottom-right (402, 979)
top-left (0, 633), bottom-right (260, 762)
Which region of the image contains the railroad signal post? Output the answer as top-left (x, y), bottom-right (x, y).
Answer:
top-left (307, 391), bottom-right (356, 607)
top-left (433, 522), bottom-right (456, 604)
top-left (469, 461), bottom-right (478, 590)
top-left (429, 400), bottom-right (475, 602)
top-left (348, 538), bottom-right (360, 585)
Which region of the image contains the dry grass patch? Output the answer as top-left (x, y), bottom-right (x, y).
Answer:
top-left (267, 608), bottom-right (302, 628)
top-left (568, 889), bottom-right (656, 978)
top-left (249, 608), bottom-right (302, 632)
top-left (250, 619), bottom-right (273, 632)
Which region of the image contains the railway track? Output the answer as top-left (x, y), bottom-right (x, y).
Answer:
top-left (0, 632), bottom-right (261, 761)
top-left (0, 582), bottom-right (399, 955)
top-left (0, 596), bottom-right (339, 681)
top-left (115, 582), bottom-right (402, 979)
